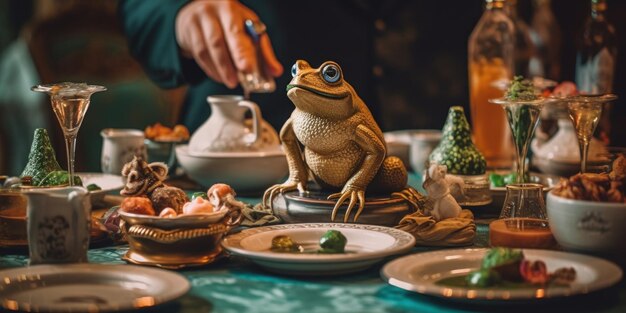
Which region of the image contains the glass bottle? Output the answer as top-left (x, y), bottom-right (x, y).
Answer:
top-left (529, 0), bottom-right (561, 80)
top-left (575, 0), bottom-right (617, 94)
top-left (575, 0), bottom-right (617, 144)
top-left (468, 0), bottom-right (515, 169)
top-left (530, 0), bottom-right (562, 139)
top-left (505, 0), bottom-right (537, 78)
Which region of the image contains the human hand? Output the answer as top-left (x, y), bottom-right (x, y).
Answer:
top-left (175, 0), bottom-right (283, 88)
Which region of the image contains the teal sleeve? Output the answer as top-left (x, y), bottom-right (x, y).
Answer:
top-left (118, 0), bottom-right (206, 88)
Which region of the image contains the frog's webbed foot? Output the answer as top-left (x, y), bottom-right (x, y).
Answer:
top-left (263, 181), bottom-right (306, 208)
top-left (328, 187), bottom-right (366, 223)
top-left (392, 187), bottom-right (426, 212)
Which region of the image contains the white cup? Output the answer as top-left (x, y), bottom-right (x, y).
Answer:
top-left (409, 130), bottom-right (442, 175)
top-left (101, 128), bottom-right (147, 175)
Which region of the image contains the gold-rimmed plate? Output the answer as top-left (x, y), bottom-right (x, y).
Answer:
top-left (381, 248), bottom-right (622, 302)
top-left (0, 264), bottom-right (189, 312)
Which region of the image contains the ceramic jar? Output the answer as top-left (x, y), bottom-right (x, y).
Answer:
top-left (101, 129), bottom-right (147, 175)
top-left (24, 187), bottom-right (91, 265)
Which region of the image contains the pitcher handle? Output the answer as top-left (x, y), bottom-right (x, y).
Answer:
top-left (238, 100), bottom-right (262, 145)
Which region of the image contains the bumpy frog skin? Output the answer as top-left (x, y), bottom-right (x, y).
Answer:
top-left (263, 60), bottom-right (421, 222)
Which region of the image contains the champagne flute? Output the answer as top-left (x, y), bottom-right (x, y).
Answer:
top-left (566, 94), bottom-right (617, 173)
top-left (490, 97), bottom-right (550, 183)
top-left (32, 83), bottom-right (106, 186)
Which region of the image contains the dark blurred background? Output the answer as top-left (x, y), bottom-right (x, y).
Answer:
top-left (0, 0), bottom-right (624, 176)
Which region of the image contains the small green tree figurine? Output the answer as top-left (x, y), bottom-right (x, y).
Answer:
top-left (21, 128), bottom-right (63, 185)
top-left (429, 106), bottom-right (486, 175)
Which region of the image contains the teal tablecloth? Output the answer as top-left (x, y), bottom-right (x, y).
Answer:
top-left (2, 174), bottom-right (625, 313)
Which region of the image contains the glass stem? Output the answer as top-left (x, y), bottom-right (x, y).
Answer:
top-left (516, 153), bottom-right (526, 183)
top-left (579, 140), bottom-right (589, 173)
top-left (65, 134), bottom-right (77, 186)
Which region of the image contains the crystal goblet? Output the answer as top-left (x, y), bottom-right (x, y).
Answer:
top-left (32, 83), bottom-right (106, 186)
top-left (565, 94), bottom-right (617, 173)
top-left (489, 97), bottom-right (552, 183)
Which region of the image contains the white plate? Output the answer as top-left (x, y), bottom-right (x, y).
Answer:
top-left (222, 223), bottom-right (415, 275)
top-left (381, 248), bottom-right (623, 301)
top-left (0, 264), bottom-right (189, 312)
top-left (78, 172), bottom-right (124, 203)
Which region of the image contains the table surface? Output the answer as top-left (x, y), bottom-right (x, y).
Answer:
top-left (1, 174), bottom-right (625, 313)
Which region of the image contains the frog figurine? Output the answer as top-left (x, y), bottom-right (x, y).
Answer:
top-left (263, 60), bottom-right (422, 222)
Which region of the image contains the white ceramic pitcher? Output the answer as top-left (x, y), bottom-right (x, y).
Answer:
top-left (189, 95), bottom-right (265, 154)
top-left (24, 187), bottom-right (91, 265)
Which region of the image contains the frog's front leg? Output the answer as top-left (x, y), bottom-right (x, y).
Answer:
top-left (329, 124), bottom-right (385, 222)
top-left (263, 118), bottom-right (309, 208)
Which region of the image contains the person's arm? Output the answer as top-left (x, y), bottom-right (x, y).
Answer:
top-left (118, 0), bottom-right (205, 88)
top-left (118, 0), bottom-right (282, 89)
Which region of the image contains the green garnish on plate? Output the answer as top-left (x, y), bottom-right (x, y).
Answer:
top-left (318, 230), bottom-right (347, 253)
top-left (86, 183), bottom-right (102, 192)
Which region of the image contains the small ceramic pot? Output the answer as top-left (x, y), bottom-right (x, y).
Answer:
top-left (23, 187), bottom-right (91, 265)
top-left (101, 129), bottom-right (147, 175)
top-left (119, 205), bottom-right (243, 269)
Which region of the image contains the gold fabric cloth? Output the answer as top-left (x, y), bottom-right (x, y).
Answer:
top-left (396, 209), bottom-right (475, 246)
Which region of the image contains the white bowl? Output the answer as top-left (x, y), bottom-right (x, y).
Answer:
top-left (533, 155), bottom-right (610, 177)
top-left (546, 191), bottom-right (626, 263)
top-left (384, 129), bottom-right (441, 171)
top-left (176, 144), bottom-right (288, 194)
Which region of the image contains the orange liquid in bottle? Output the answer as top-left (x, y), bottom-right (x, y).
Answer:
top-left (469, 58), bottom-right (514, 168)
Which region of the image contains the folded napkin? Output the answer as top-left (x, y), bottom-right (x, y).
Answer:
top-left (396, 209), bottom-right (475, 246)
top-left (241, 203), bottom-right (283, 227)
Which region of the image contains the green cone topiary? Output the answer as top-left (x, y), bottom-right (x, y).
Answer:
top-left (21, 128), bottom-right (63, 185)
top-left (429, 106), bottom-right (486, 175)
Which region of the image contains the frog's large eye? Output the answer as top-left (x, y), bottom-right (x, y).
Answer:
top-left (321, 64), bottom-right (341, 83)
top-left (291, 63), bottom-right (298, 77)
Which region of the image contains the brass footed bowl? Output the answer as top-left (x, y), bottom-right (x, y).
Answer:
top-left (119, 205), bottom-right (242, 269)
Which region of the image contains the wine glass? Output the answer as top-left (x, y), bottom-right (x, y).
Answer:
top-left (566, 94), bottom-right (617, 173)
top-left (490, 97), bottom-right (551, 183)
top-left (32, 83), bottom-right (106, 186)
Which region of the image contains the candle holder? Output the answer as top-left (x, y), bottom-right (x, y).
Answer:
top-left (489, 183), bottom-right (556, 249)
